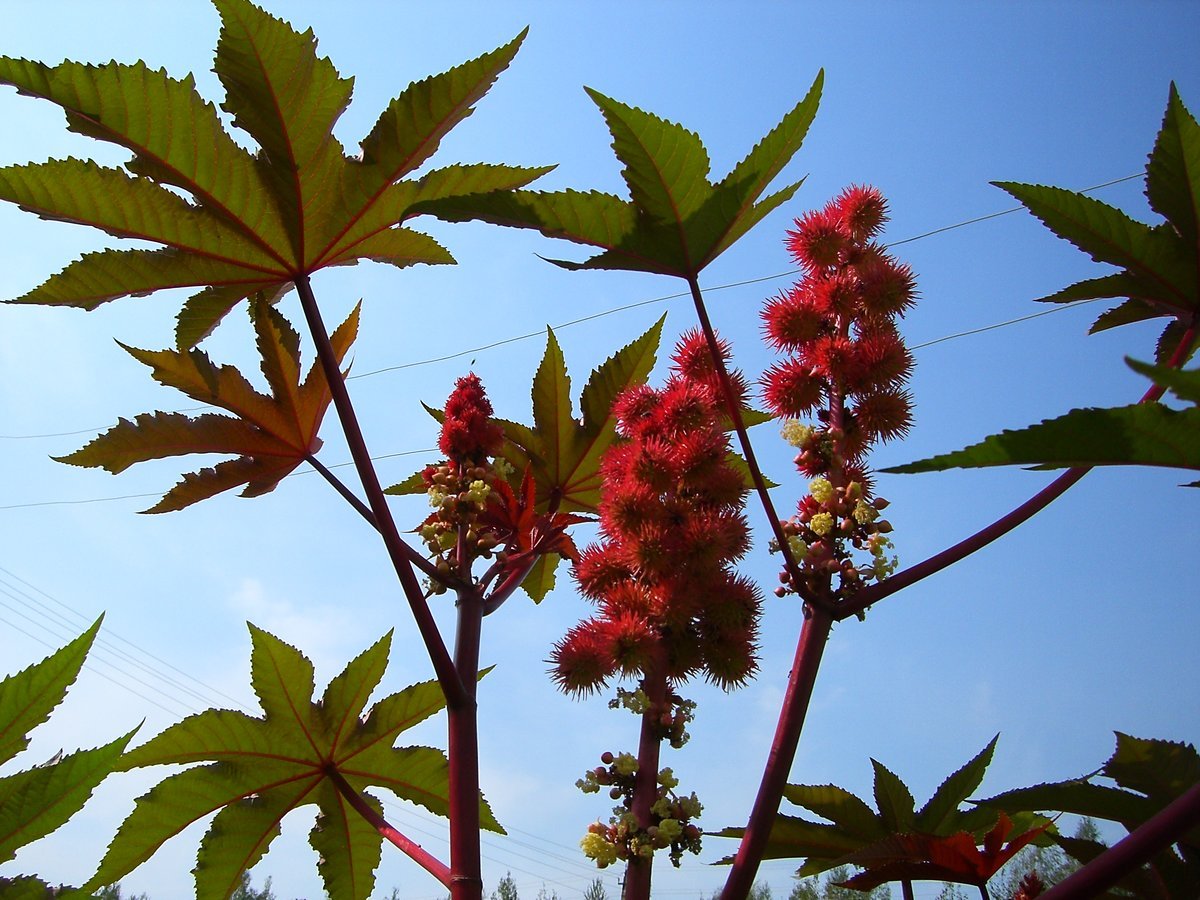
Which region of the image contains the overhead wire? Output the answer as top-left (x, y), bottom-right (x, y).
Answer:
top-left (0, 170), bottom-right (1144, 443)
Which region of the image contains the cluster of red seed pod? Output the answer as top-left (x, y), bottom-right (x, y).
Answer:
top-left (418, 374), bottom-right (508, 589)
top-left (761, 185), bottom-right (916, 473)
top-left (760, 187), bottom-right (916, 599)
top-left (550, 334), bottom-right (761, 694)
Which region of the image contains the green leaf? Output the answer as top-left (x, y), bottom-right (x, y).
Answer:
top-left (871, 759), bottom-right (916, 833)
top-left (0, 618), bottom-right (101, 766)
top-left (418, 76), bottom-right (823, 279)
top-left (0, 619), bottom-right (133, 866)
top-left (511, 320), bottom-right (663, 513)
top-left (1037, 273), bottom-right (1145, 305)
top-left (709, 816), bottom-right (866, 876)
top-left (519, 552), bottom-right (560, 603)
top-left (782, 784), bottom-right (883, 841)
top-left (916, 735), bottom-right (998, 835)
top-left (0, 159), bottom-right (278, 269)
top-left (980, 781), bottom-right (1160, 833)
top-left (89, 624), bottom-right (496, 899)
top-left (1127, 358), bottom-right (1200, 403)
top-left (1103, 733), bottom-right (1200, 805)
top-left (383, 470), bottom-right (428, 496)
top-left (0, 56), bottom-right (287, 261)
top-left (995, 182), bottom-right (1195, 311)
top-left (587, 88), bottom-right (712, 228)
top-left (1, 4), bottom-right (541, 341)
top-left (0, 729), bottom-right (137, 865)
top-left (883, 403), bottom-right (1200, 477)
top-left (1090, 297), bottom-right (1160, 334)
top-left (1146, 83), bottom-right (1200, 244)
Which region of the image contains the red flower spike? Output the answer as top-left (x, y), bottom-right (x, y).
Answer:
top-left (438, 373), bottom-right (504, 462)
top-left (559, 336), bottom-right (761, 695)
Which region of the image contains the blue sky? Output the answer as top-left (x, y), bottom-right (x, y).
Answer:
top-left (1, 2), bottom-right (1199, 898)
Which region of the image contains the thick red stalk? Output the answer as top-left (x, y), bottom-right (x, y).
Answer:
top-left (1039, 781), bottom-right (1200, 899)
top-left (622, 670), bottom-right (668, 900)
top-left (326, 766), bottom-right (452, 887)
top-left (720, 605), bottom-right (833, 900)
top-left (293, 276), bottom-right (466, 707)
top-left (448, 582), bottom-right (485, 900)
top-left (685, 276), bottom-right (835, 615)
top-left (840, 323), bottom-right (1197, 620)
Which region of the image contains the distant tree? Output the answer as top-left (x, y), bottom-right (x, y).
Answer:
top-left (230, 872), bottom-right (275, 900)
top-left (534, 886), bottom-right (561, 900)
top-left (491, 872), bottom-right (519, 900)
top-left (788, 867), bottom-right (891, 900)
top-left (987, 817), bottom-right (1100, 898)
top-left (582, 879), bottom-right (609, 900)
top-left (934, 885), bottom-right (970, 900)
top-left (92, 886), bottom-right (149, 900)
top-left (749, 883), bottom-right (774, 900)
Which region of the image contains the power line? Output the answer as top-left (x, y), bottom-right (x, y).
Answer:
top-left (0, 171), bottom-right (1142, 443)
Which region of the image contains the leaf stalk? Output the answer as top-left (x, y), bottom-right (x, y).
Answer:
top-left (293, 275), bottom-right (466, 707)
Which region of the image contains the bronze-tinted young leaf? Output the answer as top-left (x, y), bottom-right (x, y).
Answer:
top-left (0, 1), bottom-right (545, 344)
top-left (85, 625), bottom-right (500, 900)
top-left (835, 814), bottom-right (1052, 891)
top-left (416, 74), bottom-right (823, 280)
top-left (55, 299), bottom-right (358, 512)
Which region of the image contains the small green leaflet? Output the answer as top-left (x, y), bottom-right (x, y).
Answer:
top-left (415, 74), bottom-right (823, 279)
top-left (0, 0), bottom-right (548, 346)
top-left (85, 624), bottom-right (501, 900)
top-left (0, 617), bottom-right (136, 867)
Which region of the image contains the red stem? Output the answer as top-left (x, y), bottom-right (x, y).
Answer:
top-left (622, 670), bottom-right (668, 900)
top-left (326, 766), bottom-right (452, 887)
top-left (293, 276), bottom-right (466, 708)
top-left (686, 276), bottom-right (835, 616)
top-left (841, 323), bottom-right (1197, 620)
top-left (720, 605), bottom-right (834, 900)
top-left (448, 581), bottom-right (485, 900)
top-left (305, 452), bottom-right (445, 583)
top-left (1040, 782), bottom-right (1200, 898)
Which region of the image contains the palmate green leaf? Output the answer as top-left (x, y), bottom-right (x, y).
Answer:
top-left (0, 730), bottom-right (137, 865)
top-left (522, 316), bottom-right (665, 514)
top-left (0, 619), bottom-right (135, 866)
top-left (416, 73), bottom-right (823, 279)
top-left (1146, 83), bottom-right (1200, 245)
top-left (0, 1), bottom-right (545, 344)
top-left (716, 739), bottom-right (1009, 878)
top-left (871, 759), bottom-right (916, 834)
top-left (710, 815), bottom-right (867, 875)
top-left (992, 87), bottom-right (1200, 369)
top-left (56, 299), bottom-right (358, 512)
top-left (87, 625), bottom-right (499, 900)
top-left (915, 734), bottom-right (999, 835)
top-left (0, 618), bottom-right (100, 766)
top-left (882, 403), bottom-right (1200, 478)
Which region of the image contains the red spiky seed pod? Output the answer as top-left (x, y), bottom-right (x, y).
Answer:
top-left (761, 358), bottom-right (824, 417)
top-left (834, 184), bottom-right (888, 242)
top-left (761, 286), bottom-right (828, 351)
